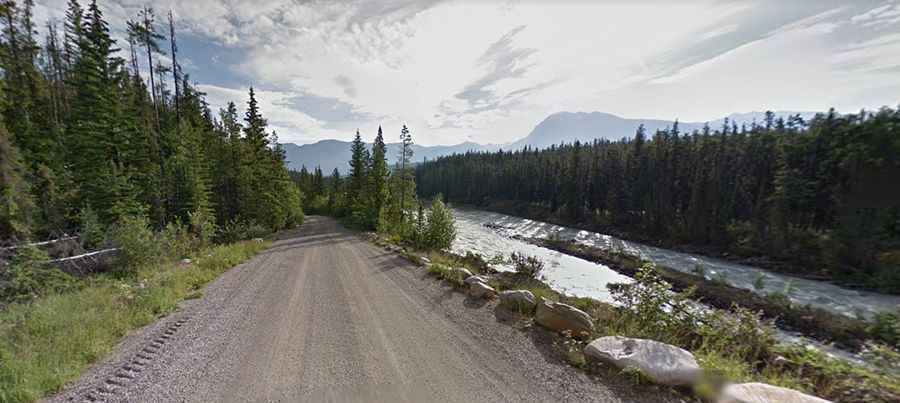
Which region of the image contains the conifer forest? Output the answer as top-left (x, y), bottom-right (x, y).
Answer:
top-left (416, 111), bottom-right (900, 292)
top-left (0, 0), bottom-right (302, 244)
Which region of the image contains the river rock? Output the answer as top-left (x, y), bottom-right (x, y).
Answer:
top-left (420, 257), bottom-right (431, 265)
top-left (499, 290), bottom-right (537, 312)
top-left (719, 383), bottom-right (831, 403)
top-left (454, 267), bottom-right (474, 279)
top-left (468, 281), bottom-right (496, 299)
top-left (464, 275), bottom-right (489, 285)
top-left (535, 300), bottom-right (594, 338)
top-left (583, 336), bottom-right (701, 386)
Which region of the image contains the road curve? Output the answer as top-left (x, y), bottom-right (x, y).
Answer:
top-left (51, 216), bottom-right (677, 402)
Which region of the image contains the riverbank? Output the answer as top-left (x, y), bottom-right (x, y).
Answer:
top-left (369, 233), bottom-right (900, 403)
top-left (526, 236), bottom-right (891, 351)
top-left (466, 200), bottom-right (893, 294)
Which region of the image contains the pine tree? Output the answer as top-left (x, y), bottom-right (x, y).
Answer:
top-left (63, 0), bottom-right (83, 69)
top-left (67, 0), bottom-right (141, 224)
top-left (236, 87), bottom-right (266, 222)
top-left (390, 124), bottom-right (415, 230)
top-left (0, 116), bottom-right (33, 241)
top-left (369, 126), bottom-right (390, 230)
top-left (127, 6), bottom-right (165, 128)
top-left (348, 129), bottom-right (369, 224)
top-left (328, 167), bottom-right (342, 214)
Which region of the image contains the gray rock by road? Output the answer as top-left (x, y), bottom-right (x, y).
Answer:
top-left (584, 336), bottom-right (701, 386)
top-left (719, 382), bottom-right (831, 403)
top-left (468, 281), bottom-right (497, 299)
top-left (535, 300), bottom-right (594, 338)
top-left (499, 290), bottom-right (537, 312)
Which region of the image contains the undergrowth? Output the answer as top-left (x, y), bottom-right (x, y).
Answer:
top-left (0, 240), bottom-right (268, 402)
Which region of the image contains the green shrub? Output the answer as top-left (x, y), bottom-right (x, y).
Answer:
top-left (426, 263), bottom-right (465, 287)
top-left (609, 265), bottom-right (698, 344)
top-left (77, 204), bottom-right (106, 249)
top-left (869, 308), bottom-right (900, 348)
top-left (753, 273), bottom-right (766, 291)
top-left (111, 215), bottom-right (161, 270)
top-left (305, 194), bottom-right (330, 215)
top-left (188, 210), bottom-right (218, 248)
top-left (609, 264), bottom-right (775, 361)
top-left (0, 246), bottom-right (78, 303)
top-left (216, 219), bottom-right (270, 243)
top-left (425, 196), bottom-right (456, 250)
top-left (691, 264), bottom-right (707, 278)
top-left (160, 219), bottom-right (194, 259)
top-left (509, 252), bottom-right (544, 279)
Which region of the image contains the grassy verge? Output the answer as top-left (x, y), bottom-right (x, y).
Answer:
top-left (370, 232), bottom-right (899, 403)
top-left (0, 240), bottom-right (269, 403)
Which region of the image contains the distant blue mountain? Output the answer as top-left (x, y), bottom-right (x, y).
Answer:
top-left (507, 110), bottom-right (816, 150)
top-left (281, 140), bottom-right (499, 174)
top-left (282, 110), bottom-right (817, 172)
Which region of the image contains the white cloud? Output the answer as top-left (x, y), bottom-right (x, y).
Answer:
top-left (197, 84), bottom-right (345, 144)
top-left (31, 0), bottom-right (900, 145)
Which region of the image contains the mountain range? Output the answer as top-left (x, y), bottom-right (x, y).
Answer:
top-left (282, 110), bottom-right (816, 173)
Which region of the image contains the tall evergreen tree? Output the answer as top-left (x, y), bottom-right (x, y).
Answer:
top-left (348, 129), bottom-right (369, 221)
top-left (0, 115), bottom-right (33, 240)
top-left (390, 124), bottom-right (415, 228)
top-left (369, 126), bottom-right (390, 230)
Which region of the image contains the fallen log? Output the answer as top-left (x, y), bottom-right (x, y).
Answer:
top-left (41, 248), bottom-right (120, 276)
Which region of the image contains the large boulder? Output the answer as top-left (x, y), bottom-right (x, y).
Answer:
top-left (719, 383), bottom-right (831, 403)
top-left (535, 300), bottom-right (594, 338)
top-left (583, 336), bottom-right (701, 386)
top-left (499, 290), bottom-right (537, 312)
top-left (468, 281), bottom-right (497, 299)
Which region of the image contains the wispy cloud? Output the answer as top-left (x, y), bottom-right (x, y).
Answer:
top-left (30, 0), bottom-right (900, 145)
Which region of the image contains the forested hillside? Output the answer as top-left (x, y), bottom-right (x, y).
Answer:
top-left (417, 110), bottom-right (900, 292)
top-left (0, 0), bottom-right (302, 244)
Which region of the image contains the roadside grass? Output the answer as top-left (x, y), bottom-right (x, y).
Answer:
top-left (0, 240), bottom-right (268, 403)
top-left (425, 263), bottom-right (466, 288)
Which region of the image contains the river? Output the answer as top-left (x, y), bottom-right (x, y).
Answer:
top-left (451, 207), bottom-right (900, 319)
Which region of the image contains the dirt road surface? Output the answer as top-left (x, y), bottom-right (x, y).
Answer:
top-left (51, 216), bottom-right (679, 402)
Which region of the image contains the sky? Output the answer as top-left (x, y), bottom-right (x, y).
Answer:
top-left (33, 0), bottom-right (900, 145)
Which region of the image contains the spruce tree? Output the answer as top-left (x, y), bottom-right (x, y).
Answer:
top-left (369, 126), bottom-right (390, 230)
top-left (389, 124), bottom-right (416, 230)
top-left (348, 129), bottom-right (369, 224)
top-left (0, 117), bottom-right (34, 241)
top-left (236, 87), bottom-right (267, 223)
top-left (67, 0), bottom-right (141, 224)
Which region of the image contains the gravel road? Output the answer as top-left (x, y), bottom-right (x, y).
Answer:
top-left (50, 216), bottom-right (680, 402)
